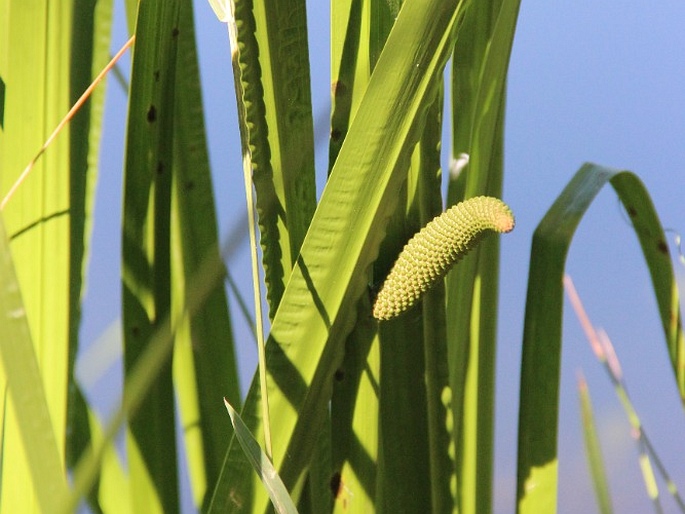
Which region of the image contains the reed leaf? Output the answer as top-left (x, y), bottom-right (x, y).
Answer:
top-left (121, 1), bottom-right (181, 510)
top-left (0, 1), bottom-right (77, 510)
top-left (516, 162), bottom-right (685, 513)
top-left (446, 0), bottom-right (521, 512)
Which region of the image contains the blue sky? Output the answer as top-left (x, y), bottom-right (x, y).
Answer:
top-left (79, 0), bottom-right (685, 511)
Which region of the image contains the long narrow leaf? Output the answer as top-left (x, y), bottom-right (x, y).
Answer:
top-left (251, 0), bottom-right (317, 279)
top-left (446, 0), bottom-right (521, 512)
top-left (121, 1), bottom-right (181, 510)
top-left (170, 0), bottom-right (241, 508)
top-left (83, 406), bottom-right (131, 512)
top-left (516, 162), bottom-right (685, 513)
top-left (371, 5), bottom-right (432, 510)
top-left (577, 374), bottom-right (613, 514)
top-left (0, 216), bottom-right (68, 511)
top-left (67, 2), bottom-right (115, 511)
top-left (329, 0), bottom-right (362, 171)
top-left (331, 305), bottom-right (379, 513)
top-left (0, 1), bottom-right (75, 509)
top-left (227, 0), bottom-right (316, 318)
top-left (62, 246), bottom-right (228, 512)
top-left (417, 91), bottom-right (453, 513)
top-left (224, 399), bottom-right (299, 514)
top-left (328, 4), bottom-right (382, 512)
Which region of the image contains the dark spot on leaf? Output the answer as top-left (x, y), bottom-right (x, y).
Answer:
top-left (153, 70), bottom-right (160, 82)
top-left (131, 326), bottom-right (140, 336)
top-left (658, 239), bottom-right (669, 254)
top-left (147, 105), bottom-right (157, 122)
top-left (172, 27), bottom-right (179, 38)
top-left (334, 368), bottom-right (345, 382)
top-left (157, 161), bottom-right (164, 175)
top-left (627, 206), bottom-right (638, 218)
top-left (330, 127), bottom-right (342, 142)
top-left (0, 74), bottom-right (6, 129)
top-left (185, 181), bottom-right (194, 191)
top-left (330, 472), bottom-right (341, 498)
top-left (331, 80), bottom-right (346, 98)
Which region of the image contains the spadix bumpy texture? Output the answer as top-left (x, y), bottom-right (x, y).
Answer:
top-left (372, 196), bottom-right (515, 320)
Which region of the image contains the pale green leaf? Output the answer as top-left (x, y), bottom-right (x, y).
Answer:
top-left (0, 215), bottom-right (68, 512)
top-left (207, 0), bottom-right (230, 22)
top-left (224, 399), bottom-right (299, 514)
top-left (578, 375), bottom-right (613, 514)
top-left (0, 1), bottom-right (75, 510)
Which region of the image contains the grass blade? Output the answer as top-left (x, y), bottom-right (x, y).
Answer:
top-left (329, 0), bottom-right (362, 171)
top-left (224, 399), bottom-right (299, 514)
top-left (0, 216), bottom-right (68, 511)
top-left (446, 0), bottom-right (521, 512)
top-left (566, 277), bottom-right (685, 512)
top-left (67, 2), bottom-right (116, 511)
top-left (121, 1), bottom-right (181, 510)
top-left (328, 3), bottom-right (388, 512)
top-left (331, 309), bottom-right (379, 513)
top-left (82, 405), bottom-right (131, 512)
top-left (0, 1), bottom-right (77, 509)
top-left (170, 0), bottom-right (242, 508)
top-left (577, 373), bottom-right (614, 514)
top-left (226, 0), bottom-right (275, 460)
top-left (250, 0), bottom-right (317, 280)
top-left (226, 0), bottom-right (316, 319)
top-left (417, 92), bottom-right (453, 513)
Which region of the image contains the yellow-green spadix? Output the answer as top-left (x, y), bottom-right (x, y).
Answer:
top-left (372, 196), bottom-right (515, 320)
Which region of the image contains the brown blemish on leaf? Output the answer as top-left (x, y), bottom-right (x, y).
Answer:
top-left (331, 80), bottom-right (347, 98)
top-left (147, 105), bottom-right (157, 123)
top-left (330, 472), bottom-right (342, 498)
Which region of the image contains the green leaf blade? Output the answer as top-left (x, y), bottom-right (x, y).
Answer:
top-left (170, 0), bottom-right (241, 508)
top-left (0, 216), bottom-right (68, 512)
top-left (577, 375), bottom-right (614, 514)
top-left (0, 1), bottom-right (76, 509)
top-left (224, 399), bottom-right (299, 514)
top-left (121, 1), bottom-right (182, 510)
top-left (446, 0), bottom-right (521, 512)
top-left (516, 163), bottom-right (685, 514)
top-left (67, 4), bottom-right (115, 512)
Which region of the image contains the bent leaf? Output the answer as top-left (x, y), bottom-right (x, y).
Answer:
top-left (516, 162), bottom-right (685, 514)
